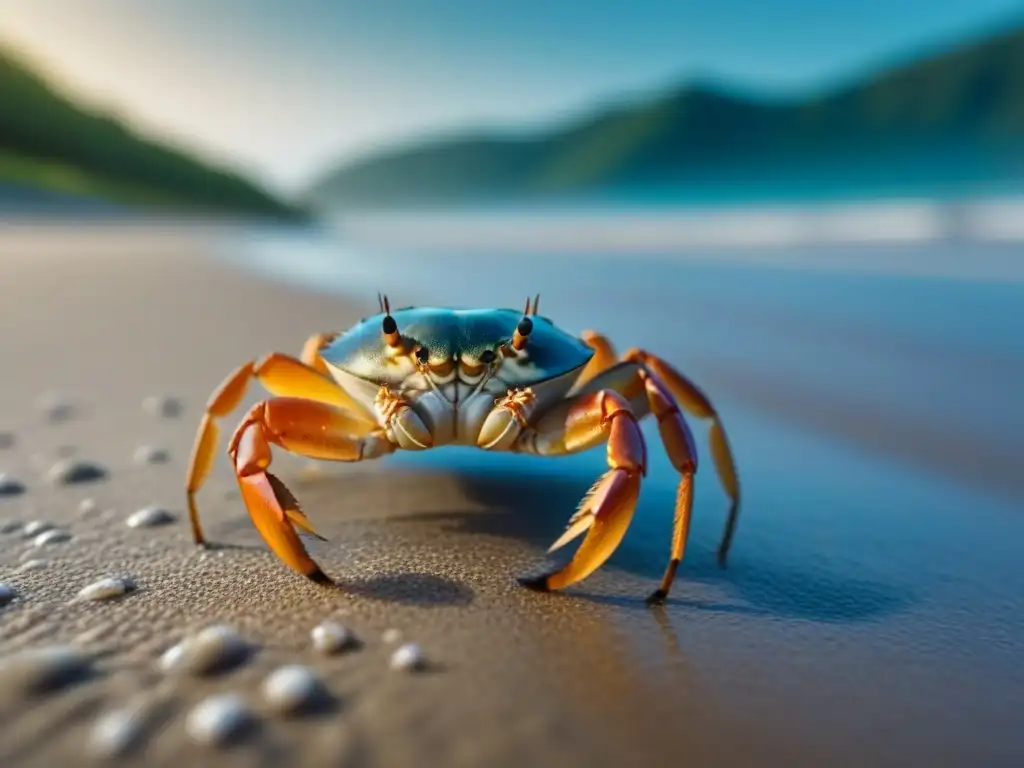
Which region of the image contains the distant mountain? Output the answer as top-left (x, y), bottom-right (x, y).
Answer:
top-left (0, 49), bottom-right (300, 218)
top-left (309, 24), bottom-right (1024, 208)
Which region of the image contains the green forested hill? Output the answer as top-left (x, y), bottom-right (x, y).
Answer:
top-left (309, 24), bottom-right (1024, 207)
top-left (0, 49), bottom-right (300, 217)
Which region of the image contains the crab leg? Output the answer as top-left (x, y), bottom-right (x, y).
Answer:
top-left (576, 330), bottom-right (742, 566)
top-left (228, 397), bottom-right (394, 583)
top-left (186, 352), bottom-right (375, 546)
top-left (624, 348), bottom-right (741, 566)
top-left (572, 329), bottom-right (620, 390)
top-left (300, 332), bottom-right (337, 377)
top-left (535, 363), bottom-right (700, 601)
top-left (634, 368), bottom-right (698, 604)
top-left (516, 390), bottom-right (646, 592)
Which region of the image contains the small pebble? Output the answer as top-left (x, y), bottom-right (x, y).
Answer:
top-left (382, 628), bottom-right (402, 644)
top-left (186, 693), bottom-right (250, 747)
top-left (261, 665), bottom-right (324, 714)
top-left (33, 529), bottom-right (71, 546)
top-left (22, 520), bottom-right (53, 538)
top-left (76, 576), bottom-right (136, 602)
top-left (0, 473), bottom-right (26, 497)
top-left (77, 498), bottom-right (98, 516)
top-left (389, 643), bottom-right (425, 672)
top-left (37, 393), bottom-right (74, 423)
top-left (143, 395), bottom-right (182, 419)
top-left (133, 445), bottom-right (170, 466)
top-left (17, 558), bottom-right (48, 572)
top-left (0, 645), bottom-right (92, 695)
top-left (0, 432), bottom-right (14, 449)
top-left (311, 621), bottom-right (357, 654)
top-left (160, 624), bottom-right (253, 676)
top-left (126, 506), bottom-right (176, 529)
top-left (0, 520), bottom-right (21, 534)
top-left (90, 704), bottom-right (145, 758)
top-left (47, 459), bottom-right (108, 486)
top-left (0, 583), bottom-right (15, 606)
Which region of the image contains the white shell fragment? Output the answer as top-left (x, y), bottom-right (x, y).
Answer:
top-left (133, 445), bottom-right (170, 466)
top-left (160, 624), bottom-right (253, 676)
top-left (381, 628), bottom-right (402, 644)
top-left (90, 704), bottom-right (145, 758)
top-left (37, 393), bottom-right (74, 422)
top-left (33, 529), bottom-right (71, 546)
top-left (186, 693), bottom-right (251, 747)
top-left (77, 498), bottom-right (98, 516)
top-left (76, 576), bottom-right (136, 602)
top-left (311, 621), bottom-right (357, 654)
top-left (261, 665), bottom-right (323, 714)
top-left (0, 583), bottom-right (15, 606)
top-left (17, 559), bottom-right (48, 573)
top-left (0, 645), bottom-right (92, 695)
top-left (0, 473), bottom-right (25, 496)
top-left (389, 643), bottom-right (425, 672)
top-left (142, 395), bottom-right (182, 419)
top-left (22, 520), bottom-right (53, 538)
top-left (47, 459), bottom-right (108, 486)
top-left (126, 506), bottom-right (176, 528)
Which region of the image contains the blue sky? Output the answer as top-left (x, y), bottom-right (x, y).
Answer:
top-left (1, 0), bottom-right (1020, 193)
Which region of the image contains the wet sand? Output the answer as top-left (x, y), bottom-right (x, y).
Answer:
top-left (0, 222), bottom-right (1020, 767)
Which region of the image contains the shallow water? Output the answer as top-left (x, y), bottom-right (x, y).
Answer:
top-left (215, 208), bottom-right (1024, 761)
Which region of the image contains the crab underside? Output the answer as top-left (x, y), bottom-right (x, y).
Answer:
top-left (185, 297), bottom-right (741, 605)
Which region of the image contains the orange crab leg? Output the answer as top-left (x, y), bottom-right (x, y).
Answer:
top-left (572, 329), bottom-right (620, 391)
top-left (229, 398), bottom-right (394, 583)
top-left (300, 332), bottom-right (337, 377)
top-left (528, 364), bottom-right (700, 601)
top-left (518, 390), bottom-right (646, 592)
top-left (576, 329), bottom-right (743, 567)
top-left (185, 351), bottom-right (374, 546)
top-left (624, 348), bottom-right (741, 566)
top-left (635, 368), bottom-right (698, 604)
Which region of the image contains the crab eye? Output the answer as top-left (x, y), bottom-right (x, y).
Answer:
top-left (512, 317), bottom-right (533, 351)
top-left (480, 349), bottom-right (496, 364)
top-left (415, 347), bottom-right (430, 364)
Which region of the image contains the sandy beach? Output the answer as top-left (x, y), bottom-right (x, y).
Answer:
top-left (0, 223), bottom-right (785, 768)
top-left (1, 220), bottom-right (1021, 768)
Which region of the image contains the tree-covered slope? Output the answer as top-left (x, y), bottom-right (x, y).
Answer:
top-left (309, 24), bottom-right (1024, 207)
top-left (0, 49), bottom-right (300, 218)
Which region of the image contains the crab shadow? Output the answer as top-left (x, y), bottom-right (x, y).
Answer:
top-left (205, 524), bottom-right (474, 608)
top-left (385, 464), bottom-right (910, 624)
top-left (335, 572), bottom-right (474, 607)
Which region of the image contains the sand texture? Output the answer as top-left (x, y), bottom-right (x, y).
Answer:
top-left (0, 226), bottom-right (807, 768)
top-left (2, 223), bottom-right (1018, 768)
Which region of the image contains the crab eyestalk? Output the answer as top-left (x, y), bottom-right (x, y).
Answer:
top-left (512, 317), bottom-right (533, 351)
top-left (382, 313), bottom-right (403, 348)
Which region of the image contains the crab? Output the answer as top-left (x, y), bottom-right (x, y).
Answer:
top-left (185, 296), bottom-right (741, 604)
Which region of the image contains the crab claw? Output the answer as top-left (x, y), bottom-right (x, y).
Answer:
top-left (376, 387), bottom-right (433, 450)
top-left (478, 388), bottom-right (538, 450)
top-left (521, 468), bottom-right (641, 592)
top-left (233, 418), bottom-right (333, 584)
top-left (393, 406), bottom-right (433, 449)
